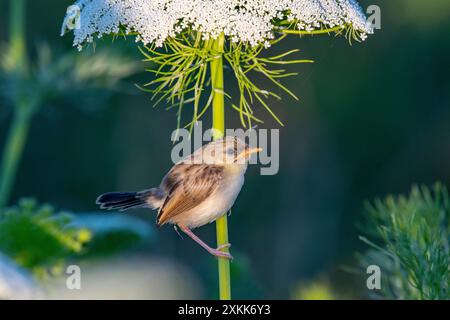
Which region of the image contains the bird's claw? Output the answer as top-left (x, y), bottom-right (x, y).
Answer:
top-left (211, 250), bottom-right (233, 260)
top-left (210, 243), bottom-right (233, 260)
top-left (217, 243), bottom-right (231, 251)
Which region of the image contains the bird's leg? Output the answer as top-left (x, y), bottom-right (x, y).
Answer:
top-left (178, 224), bottom-right (233, 260)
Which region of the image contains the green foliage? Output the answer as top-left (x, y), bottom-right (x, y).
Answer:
top-left (0, 199), bottom-right (155, 280)
top-left (0, 199), bottom-right (91, 278)
top-left (359, 183), bottom-right (450, 299)
top-left (69, 213), bottom-right (154, 257)
top-left (0, 44), bottom-right (140, 115)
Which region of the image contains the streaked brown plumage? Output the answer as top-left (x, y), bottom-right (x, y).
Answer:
top-left (96, 136), bottom-right (261, 259)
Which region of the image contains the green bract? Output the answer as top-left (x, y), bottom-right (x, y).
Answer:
top-left (61, 0), bottom-right (373, 129)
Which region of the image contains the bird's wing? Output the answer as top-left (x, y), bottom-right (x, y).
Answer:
top-left (156, 164), bottom-right (223, 225)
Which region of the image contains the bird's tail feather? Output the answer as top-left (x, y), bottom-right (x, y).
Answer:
top-left (96, 188), bottom-right (163, 211)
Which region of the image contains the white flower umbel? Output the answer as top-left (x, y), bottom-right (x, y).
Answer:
top-left (61, 0), bottom-right (373, 50)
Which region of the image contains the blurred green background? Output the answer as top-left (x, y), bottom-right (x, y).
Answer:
top-left (1, 0), bottom-right (450, 299)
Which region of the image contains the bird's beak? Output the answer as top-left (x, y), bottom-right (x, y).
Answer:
top-left (235, 147), bottom-right (263, 161)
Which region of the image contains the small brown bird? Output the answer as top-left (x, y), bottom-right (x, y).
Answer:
top-left (96, 136), bottom-right (262, 259)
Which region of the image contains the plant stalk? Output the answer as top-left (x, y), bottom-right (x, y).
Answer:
top-left (210, 33), bottom-right (231, 300)
top-left (0, 0), bottom-right (30, 208)
top-left (9, 0), bottom-right (26, 70)
top-left (0, 107), bottom-right (33, 208)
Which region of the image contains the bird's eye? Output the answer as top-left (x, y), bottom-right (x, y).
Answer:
top-left (227, 148), bottom-right (235, 155)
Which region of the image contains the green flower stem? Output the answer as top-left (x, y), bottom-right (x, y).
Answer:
top-left (210, 33), bottom-right (231, 300)
top-left (0, 0), bottom-right (31, 208)
top-left (281, 25), bottom-right (344, 35)
top-left (0, 106), bottom-right (33, 208)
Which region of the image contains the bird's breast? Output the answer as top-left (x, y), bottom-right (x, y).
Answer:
top-left (175, 169), bottom-right (245, 228)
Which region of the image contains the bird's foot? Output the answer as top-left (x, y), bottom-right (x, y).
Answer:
top-left (210, 247), bottom-right (233, 260)
top-left (177, 224), bottom-right (233, 260)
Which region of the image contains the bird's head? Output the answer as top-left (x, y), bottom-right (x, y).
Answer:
top-left (196, 136), bottom-right (262, 166)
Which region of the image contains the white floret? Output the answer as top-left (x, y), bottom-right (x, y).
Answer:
top-left (61, 0), bottom-right (373, 50)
